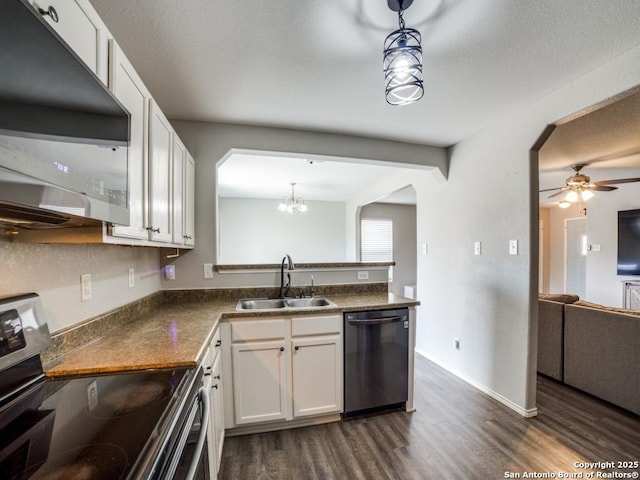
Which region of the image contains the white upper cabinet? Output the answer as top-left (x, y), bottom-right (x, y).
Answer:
top-left (30, 0), bottom-right (109, 84)
top-left (171, 137), bottom-right (186, 245)
top-left (147, 100), bottom-right (173, 243)
top-left (109, 40), bottom-right (150, 240)
top-left (171, 140), bottom-right (196, 247)
top-left (184, 153), bottom-right (195, 247)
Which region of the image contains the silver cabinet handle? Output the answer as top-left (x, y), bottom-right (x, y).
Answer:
top-left (146, 226), bottom-right (160, 233)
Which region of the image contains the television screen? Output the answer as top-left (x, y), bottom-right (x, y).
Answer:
top-left (617, 209), bottom-right (640, 275)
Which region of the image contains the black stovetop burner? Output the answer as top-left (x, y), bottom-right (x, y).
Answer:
top-left (0, 368), bottom-right (191, 480)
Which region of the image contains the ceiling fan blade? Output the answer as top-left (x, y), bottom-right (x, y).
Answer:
top-left (539, 187), bottom-right (565, 193)
top-left (592, 185), bottom-right (618, 191)
top-left (547, 189), bottom-right (568, 199)
top-left (595, 177), bottom-right (640, 186)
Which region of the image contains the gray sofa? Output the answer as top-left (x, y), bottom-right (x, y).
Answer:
top-left (537, 293), bottom-right (579, 381)
top-left (537, 295), bottom-right (640, 415)
top-left (564, 300), bottom-right (640, 415)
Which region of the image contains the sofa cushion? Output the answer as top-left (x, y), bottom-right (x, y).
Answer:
top-left (574, 300), bottom-right (640, 316)
top-left (538, 293), bottom-right (579, 304)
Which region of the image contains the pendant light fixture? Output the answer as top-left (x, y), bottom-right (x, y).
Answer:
top-left (383, 0), bottom-right (424, 106)
top-left (278, 182), bottom-right (308, 213)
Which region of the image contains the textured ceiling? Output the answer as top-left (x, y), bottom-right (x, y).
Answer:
top-left (90, 0), bottom-right (640, 148)
top-left (539, 88), bottom-right (640, 201)
top-left (87, 1), bottom-right (640, 206)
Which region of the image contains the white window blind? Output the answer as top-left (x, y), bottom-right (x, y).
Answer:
top-left (361, 218), bottom-right (393, 262)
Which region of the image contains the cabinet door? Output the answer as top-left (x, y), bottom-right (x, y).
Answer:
top-left (210, 352), bottom-right (225, 475)
top-left (171, 137), bottom-right (185, 245)
top-left (31, 0), bottom-right (109, 84)
top-left (148, 100), bottom-right (173, 243)
top-left (183, 153), bottom-right (195, 246)
top-left (109, 40), bottom-right (150, 240)
top-left (231, 340), bottom-right (290, 425)
top-left (291, 335), bottom-right (342, 417)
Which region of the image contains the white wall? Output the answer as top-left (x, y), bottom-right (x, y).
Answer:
top-left (219, 197), bottom-right (346, 263)
top-left (163, 123), bottom-right (446, 290)
top-left (360, 202), bottom-right (416, 297)
top-left (0, 239), bottom-right (161, 333)
top-left (414, 44), bottom-right (640, 415)
top-left (586, 183), bottom-right (640, 306)
top-left (545, 180), bottom-right (640, 306)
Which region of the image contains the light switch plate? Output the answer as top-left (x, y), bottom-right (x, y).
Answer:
top-left (357, 271), bottom-right (369, 280)
top-left (474, 241), bottom-right (482, 256)
top-left (128, 268), bottom-right (135, 288)
top-left (81, 274), bottom-right (92, 301)
top-left (509, 239), bottom-right (518, 255)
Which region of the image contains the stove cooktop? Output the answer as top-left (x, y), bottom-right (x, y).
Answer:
top-left (0, 368), bottom-right (192, 480)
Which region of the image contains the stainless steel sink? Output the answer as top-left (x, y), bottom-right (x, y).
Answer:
top-left (236, 298), bottom-right (286, 310)
top-left (236, 296), bottom-right (336, 311)
top-left (284, 297), bottom-right (334, 308)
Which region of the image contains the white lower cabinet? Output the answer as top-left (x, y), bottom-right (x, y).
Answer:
top-left (210, 353), bottom-right (225, 474)
top-left (291, 334), bottom-right (342, 417)
top-left (206, 328), bottom-right (224, 478)
top-left (223, 314), bottom-right (342, 429)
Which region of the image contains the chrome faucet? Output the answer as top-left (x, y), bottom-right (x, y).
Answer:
top-left (279, 254), bottom-right (295, 298)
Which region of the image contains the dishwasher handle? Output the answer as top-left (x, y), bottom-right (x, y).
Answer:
top-left (347, 315), bottom-right (406, 326)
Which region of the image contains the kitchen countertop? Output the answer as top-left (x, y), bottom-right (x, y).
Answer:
top-left (44, 293), bottom-right (418, 378)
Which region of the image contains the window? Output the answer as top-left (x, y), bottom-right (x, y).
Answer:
top-left (361, 218), bottom-right (393, 262)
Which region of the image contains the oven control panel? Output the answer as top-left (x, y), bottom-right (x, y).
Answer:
top-left (0, 309), bottom-right (27, 358)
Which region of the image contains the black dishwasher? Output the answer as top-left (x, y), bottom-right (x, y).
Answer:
top-left (343, 308), bottom-right (409, 416)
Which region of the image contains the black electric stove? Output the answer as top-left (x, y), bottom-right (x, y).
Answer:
top-left (0, 294), bottom-right (203, 480)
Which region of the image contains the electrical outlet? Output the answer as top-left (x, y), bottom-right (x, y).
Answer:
top-left (87, 380), bottom-right (98, 411)
top-left (81, 274), bottom-right (92, 301)
top-left (422, 243), bottom-right (428, 255)
top-left (165, 265), bottom-right (176, 280)
top-left (203, 263), bottom-right (214, 279)
top-left (357, 271), bottom-right (369, 280)
top-left (128, 268), bottom-right (135, 288)
top-left (454, 338), bottom-right (460, 350)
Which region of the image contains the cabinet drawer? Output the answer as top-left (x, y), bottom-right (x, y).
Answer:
top-left (292, 315), bottom-right (342, 337)
top-left (231, 318), bottom-right (288, 342)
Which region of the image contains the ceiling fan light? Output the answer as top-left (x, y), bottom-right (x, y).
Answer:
top-left (565, 190), bottom-right (579, 203)
top-left (581, 189), bottom-right (594, 201)
top-left (558, 201), bottom-right (571, 209)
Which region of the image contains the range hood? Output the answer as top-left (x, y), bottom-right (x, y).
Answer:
top-left (0, 0), bottom-right (131, 230)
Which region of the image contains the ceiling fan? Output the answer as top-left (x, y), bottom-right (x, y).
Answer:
top-left (540, 164), bottom-right (640, 203)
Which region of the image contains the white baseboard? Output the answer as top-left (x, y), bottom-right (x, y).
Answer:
top-left (414, 348), bottom-right (538, 418)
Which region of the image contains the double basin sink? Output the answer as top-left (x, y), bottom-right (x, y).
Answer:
top-left (236, 296), bottom-right (336, 311)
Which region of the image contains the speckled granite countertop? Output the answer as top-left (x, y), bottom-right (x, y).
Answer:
top-left (44, 293), bottom-right (418, 378)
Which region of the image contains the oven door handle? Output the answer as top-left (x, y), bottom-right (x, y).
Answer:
top-left (185, 386), bottom-right (210, 480)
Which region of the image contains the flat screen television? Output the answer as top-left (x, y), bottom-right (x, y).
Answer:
top-left (617, 209), bottom-right (640, 275)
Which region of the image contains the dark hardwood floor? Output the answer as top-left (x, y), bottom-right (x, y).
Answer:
top-left (218, 354), bottom-right (640, 479)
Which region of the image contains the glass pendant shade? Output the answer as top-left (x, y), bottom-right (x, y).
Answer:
top-left (384, 27), bottom-right (423, 106)
top-left (580, 189), bottom-right (594, 201)
top-left (278, 183), bottom-right (307, 213)
top-left (565, 190), bottom-right (579, 203)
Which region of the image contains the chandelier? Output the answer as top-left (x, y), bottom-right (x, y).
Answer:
top-left (278, 183), bottom-right (307, 213)
top-left (383, 0), bottom-right (424, 106)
